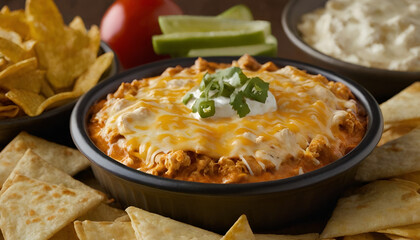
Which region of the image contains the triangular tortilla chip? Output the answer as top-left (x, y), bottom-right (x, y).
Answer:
top-left (78, 203), bottom-right (127, 221)
top-left (378, 223), bottom-right (420, 239)
top-left (380, 82), bottom-right (420, 126)
top-left (0, 149), bottom-right (100, 197)
top-left (355, 128), bottom-right (420, 182)
top-left (0, 131), bottom-right (90, 187)
top-left (321, 180), bottom-right (420, 238)
top-left (254, 233), bottom-right (319, 240)
top-left (0, 174), bottom-right (103, 240)
top-left (126, 206), bottom-right (221, 240)
top-left (379, 124), bottom-right (418, 146)
top-left (74, 220), bottom-right (136, 240)
top-left (221, 215), bottom-right (255, 240)
top-left (50, 224), bottom-right (79, 240)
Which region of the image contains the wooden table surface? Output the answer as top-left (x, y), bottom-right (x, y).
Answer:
top-left (3, 0), bottom-right (314, 66)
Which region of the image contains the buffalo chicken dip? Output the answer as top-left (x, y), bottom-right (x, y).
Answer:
top-left (88, 55), bottom-right (367, 183)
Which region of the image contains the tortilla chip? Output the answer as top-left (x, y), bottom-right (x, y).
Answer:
top-left (49, 224), bottom-right (79, 240)
top-left (5, 88), bottom-right (45, 116)
top-left (0, 149), bottom-right (101, 198)
top-left (221, 215), bottom-right (255, 240)
top-left (321, 180), bottom-right (420, 238)
top-left (379, 124), bottom-right (419, 146)
top-left (126, 206), bottom-right (221, 240)
top-left (397, 171), bottom-right (420, 185)
top-left (87, 25), bottom-right (101, 54)
top-left (0, 28), bottom-right (22, 44)
top-left (36, 91), bottom-right (79, 114)
top-left (0, 131), bottom-right (90, 187)
top-left (380, 82), bottom-right (420, 126)
top-left (378, 223), bottom-right (420, 239)
top-left (254, 233), bottom-right (319, 240)
top-left (78, 203), bottom-right (127, 221)
top-left (0, 57), bottom-right (37, 79)
top-left (73, 52), bottom-right (114, 94)
top-left (26, 0), bottom-right (96, 90)
top-left (114, 215), bottom-right (131, 222)
top-left (40, 77), bottom-right (55, 97)
top-left (74, 221), bottom-right (136, 240)
top-left (0, 68), bottom-right (44, 93)
top-left (0, 9), bottom-right (30, 40)
top-left (0, 105), bottom-right (19, 118)
top-left (69, 16), bottom-right (87, 33)
top-left (355, 128), bottom-right (420, 182)
top-left (0, 36), bottom-right (31, 62)
top-left (0, 174), bottom-right (103, 240)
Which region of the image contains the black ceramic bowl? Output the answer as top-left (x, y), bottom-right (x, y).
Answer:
top-left (282, 0), bottom-right (420, 102)
top-left (0, 42), bottom-right (119, 147)
top-left (71, 56), bottom-right (382, 233)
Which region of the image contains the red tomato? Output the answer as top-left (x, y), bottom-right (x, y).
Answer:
top-left (100, 0), bottom-right (182, 69)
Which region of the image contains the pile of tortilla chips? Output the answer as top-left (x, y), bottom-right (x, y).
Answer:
top-left (0, 0), bottom-right (114, 118)
top-left (319, 82), bottom-right (420, 240)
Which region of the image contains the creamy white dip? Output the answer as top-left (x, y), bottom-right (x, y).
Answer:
top-left (298, 0), bottom-right (420, 71)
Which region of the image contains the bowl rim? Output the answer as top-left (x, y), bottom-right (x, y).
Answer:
top-left (0, 41), bottom-right (119, 126)
top-left (70, 56), bottom-right (383, 195)
top-left (281, 0), bottom-right (420, 77)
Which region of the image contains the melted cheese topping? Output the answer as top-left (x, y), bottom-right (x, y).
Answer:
top-left (90, 64), bottom-right (364, 179)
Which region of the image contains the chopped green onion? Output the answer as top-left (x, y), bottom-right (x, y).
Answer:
top-left (182, 92), bottom-right (193, 104)
top-left (182, 66), bottom-right (270, 118)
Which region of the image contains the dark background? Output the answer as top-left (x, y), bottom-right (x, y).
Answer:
top-left (3, 0), bottom-right (313, 65)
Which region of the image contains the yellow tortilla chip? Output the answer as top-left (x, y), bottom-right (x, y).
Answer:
top-left (74, 221), bottom-right (136, 240)
top-left (36, 91), bottom-right (79, 114)
top-left (40, 77), bottom-right (55, 97)
top-left (126, 206), bottom-right (221, 240)
top-left (0, 28), bottom-right (22, 45)
top-left (0, 105), bottom-right (19, 118)
top-left (0, 9), bottom-right (30, 40)
top-left (88, 25), bottom-right (101, 54)
top-left (78, 203), bottom-right (127, 221)
top-left (0, 131), bottom-right (90, 187)
top-left (26, 0), bottom-right (96, 90)
top-left (378, 223), bottom-right (420, 239)
top-left (321, 180), bottom-right (420, 238)
top-left (254, 233), bottom-right (319, 240)
top-left (73, 52), bottom-right (114, 94)
top-left (379, 124), bottom-right (418, 146)
top-left (221, 215), bottom-right (255, 240)
top-left (69, 16), bottom-right (87, 33)
top-left (50, 224), bottom-right (79, 240)
top-left (5, 88), bottom-right (45, 116)
top-left (0, 56), bottom-right (37, 79)
top-left (0, 174), bottom-right (103, 240)
top-left (0, 36), bottom-right (31, 62)
top-left (0, 68), bottom-right (44, 93)
top-left (0, 149), bottom-right (101, 198)
top-left (355, 128), bottom-right (420, 182)
top-left (380, 82), bottom-right (420, 126)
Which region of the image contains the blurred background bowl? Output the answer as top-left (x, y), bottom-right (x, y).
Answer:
top-left (281, 0), bottom-right (420, 103)
top-left (0, 41), bottom-right (119, 147)
top-left (71, 56), bottom-right (382, 233)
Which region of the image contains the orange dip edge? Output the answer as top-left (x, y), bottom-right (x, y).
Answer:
top-left (88, 55), bottom-right (367, 184)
